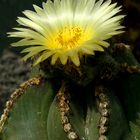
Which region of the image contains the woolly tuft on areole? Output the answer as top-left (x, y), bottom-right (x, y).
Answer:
top-left (8, 0), bottom-right (125, 66)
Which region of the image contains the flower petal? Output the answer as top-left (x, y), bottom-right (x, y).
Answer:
top-left (33, 51), bottom-right (54, 66)
top-left (59, 54), bottom-right (68, 65)
top-left (51, 53), bottom-right (59, 65)
top-left (70, 52), bottom-right (80, 66)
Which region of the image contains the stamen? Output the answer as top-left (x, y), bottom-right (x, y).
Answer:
top-left (56, 27), bottom-right (82, 48)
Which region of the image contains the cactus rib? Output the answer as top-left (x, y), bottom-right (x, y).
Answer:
top-left (95, 86), bottom-right (110, 140)
top-left (120, 63), bottom-right (140, 74)
top-left (0, 75), bottom-right (43, 133)
top-left (57, 81), bottom-right (80, 140)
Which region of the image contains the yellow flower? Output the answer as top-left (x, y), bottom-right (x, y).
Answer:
top-left (8, 0), bottom-right (125, 66)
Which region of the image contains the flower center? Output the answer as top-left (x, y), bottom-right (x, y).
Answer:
top-left (47, 26), bottom-right (92, 50)
top-left (56, 27), bottom-right (82, 48)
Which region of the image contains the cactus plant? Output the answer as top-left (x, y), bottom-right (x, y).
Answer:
top-left (0, 0), bottom-right (140, 140)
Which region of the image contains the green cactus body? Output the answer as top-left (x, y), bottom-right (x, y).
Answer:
top-left (0, 44), bottom-right (140, 140)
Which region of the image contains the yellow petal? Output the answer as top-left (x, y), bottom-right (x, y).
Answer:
top-left (21, 46), bottom-right (47, 53)
top-left (51, 53), bottom-right (59, 65)
top-left (70, 53), bottom-right (80, 66)
top-left (33, 51), bottom-right (54, 66)
top-left (59, 54), bottom-right (68, 65)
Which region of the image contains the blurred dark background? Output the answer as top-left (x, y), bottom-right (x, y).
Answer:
top-left (0, 0), bottom-right (140, 113)
top-left (112, 0), bottom-right (140, 62)
top-left (0, 0), bottom-right (44, 54)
